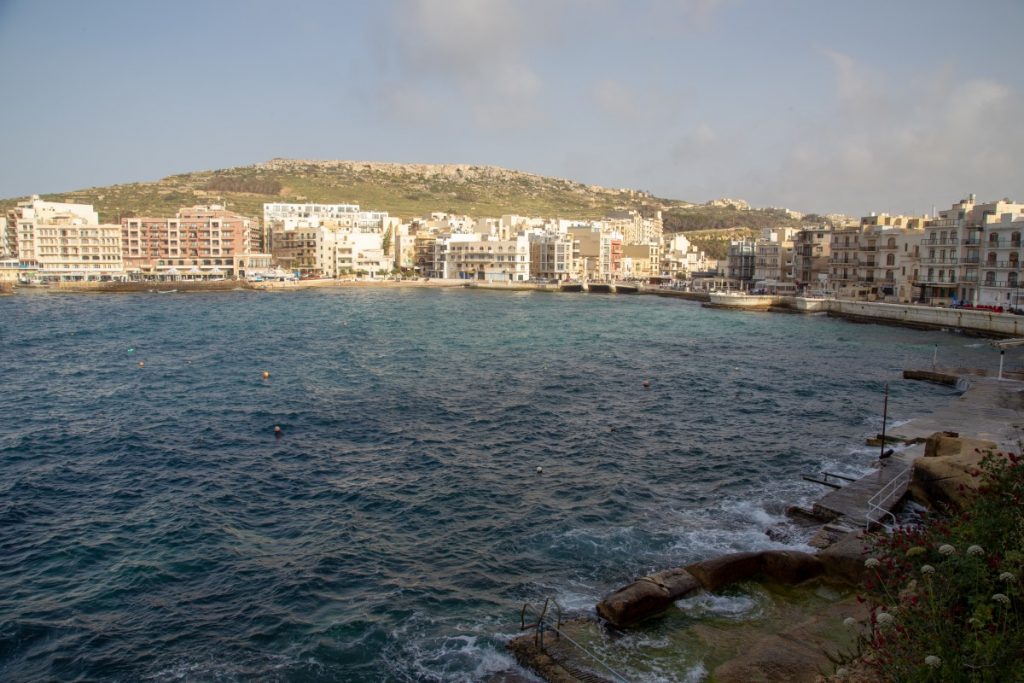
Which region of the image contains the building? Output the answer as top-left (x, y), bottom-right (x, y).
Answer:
top-left (10, 196), bottom-right (123, 280)
top-left (318, 224), bottom-right (387, 277)
top-left (568, 226), bottom-right (622, 280)
top-left (528, 231), bottom-right (574, 281)
top-left (1, 213), bottom-right (14, 257)
top-left (264, 202), bottom-right (389, 277)
top-left (919, 196), bottom-right (1024, 305)
top-left (752, 227), bottom-right (798, 291)
top-left (122, 205), bottom-right (257, 279)
top-left (725, 240), bottom-right (756, 286)
top-left (621, 242), bottom-right (661, 280)
top-left (444, 234), bottom-right (530, 281)
top-left (660, 233), bottom-right (716, 280)
top-left (975, 208), bottom-right (1024, 308)
top-left (604, 210), bottom-right (663, 245)
top-left (792, 228), bottom-right (832, 292)
top-left (263, 202), bottom-right (360, 252)
top-left (828, 214), bottom-right (927, 300)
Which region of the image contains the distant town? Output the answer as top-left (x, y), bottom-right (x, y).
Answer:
top-left (1, 193), bottom-right (1021, 310)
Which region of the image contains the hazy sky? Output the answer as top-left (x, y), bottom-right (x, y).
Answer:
top-left (1, 0), bottom-right (1022, 215)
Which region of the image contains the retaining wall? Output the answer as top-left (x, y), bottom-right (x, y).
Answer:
top-left (826, 300), bottom-right (1024, 338)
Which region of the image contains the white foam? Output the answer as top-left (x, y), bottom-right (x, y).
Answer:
top-left (675, 592), bottom-right (762, 621)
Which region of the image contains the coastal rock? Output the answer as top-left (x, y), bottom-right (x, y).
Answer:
top-left (816, 531), bottom-right (872, 586)
top-left (686, 551), bottom-right (823, 592)
top-left (910, 432), bottom-right (998, 512)
top-left (595, 567), bottom-right (701, 628)
top-left (712, 597), bottom-right (868, 683)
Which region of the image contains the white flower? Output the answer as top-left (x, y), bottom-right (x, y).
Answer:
top-left (924, 655), bottom-right (942, 668)
top-left (843, 617), bottom-right (857, 628)
top-left (938, 544), bottom-right (956, 556)
top-left (999, 572), bottom-right (1016, 582)
top-left (864, 557), bottom-right (881, 569)
top-left (993, 593), bottom-right (1011, 605)
top-left (876, 612), bottom-right (894, 626)
top-left (967, 545), bottom-right (984, 556)
top-left (921, 564), bottom-right (936, 575)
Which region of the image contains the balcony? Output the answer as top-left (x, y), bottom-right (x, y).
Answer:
top-left (982, 261), bottom-right (1021, 269)
top-left (962, 238), bottom-right (980, 245)
top-left (919, 257), bottom-right (959, 265)
top-left (922, 238), bottom-right (957, 246)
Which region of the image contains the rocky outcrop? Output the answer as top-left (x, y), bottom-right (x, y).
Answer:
top-left (910, 432), bottom-right (998, 512)
top-left (686, 550), bottom-right (824, 592)
top-left (712, 597), bottom-right (868, 683)
top-left (816, 531), bottom-right (872, 586)
top-left (595, 567), bottom-right (701, 628)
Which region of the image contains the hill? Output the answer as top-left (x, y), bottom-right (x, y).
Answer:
top-left (2, 159), bottom-right (689, 223)
top-left (1, 159), bottom-right (833, 259)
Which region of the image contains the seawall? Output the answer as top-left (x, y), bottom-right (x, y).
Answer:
top-left (825, 300), bottom-right (1024, 338)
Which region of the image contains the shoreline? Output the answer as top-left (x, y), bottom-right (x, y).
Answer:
top-left (7, 278), bottom-right (1023, 339)
top-left (511, 371), bottom-right (1024, 682)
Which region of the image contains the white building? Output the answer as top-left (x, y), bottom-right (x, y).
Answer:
top-left (10, 196), bottom-right (123, 280)
top-left (443, 234), bottom-right (531, 281)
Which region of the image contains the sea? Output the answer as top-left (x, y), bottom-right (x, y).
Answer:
top-left (0, 288), bottom-right (1004, 682)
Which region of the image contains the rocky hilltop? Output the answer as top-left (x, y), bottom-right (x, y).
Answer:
top-left (2, 159), bottom-right (830, 258)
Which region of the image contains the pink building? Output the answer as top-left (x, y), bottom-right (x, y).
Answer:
top-left (122, 205), bottom-right (257, 278)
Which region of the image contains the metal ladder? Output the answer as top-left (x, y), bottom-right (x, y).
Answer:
top-left (520, 598), bottom-right (632, 683)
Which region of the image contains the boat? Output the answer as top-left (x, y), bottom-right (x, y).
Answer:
top-left (704, 291), bottom-right (781, 309)
top-left (157, 289), bottom-right (178, 294)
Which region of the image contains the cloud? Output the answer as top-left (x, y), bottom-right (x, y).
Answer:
top-left (762, 51), bottom-right (1024, 214)
top-left (387, 0), bottom-right (553, 128)
top-left (591, 80), bottom-right (648, 124)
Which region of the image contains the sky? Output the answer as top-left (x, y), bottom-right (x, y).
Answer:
top-left (1, 0), bottom-right (1022, 216)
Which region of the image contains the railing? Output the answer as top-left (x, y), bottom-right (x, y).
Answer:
top-left (922, 238), bottom-right (957, 246)
top-left (866, 465), bottom-right (913, 530)
top-left (521, 598), bottom-right (631, 683)
top-left (920, 257), bottom-right (959, 265)
top-left (982, 261), bottom-right (1021, 269)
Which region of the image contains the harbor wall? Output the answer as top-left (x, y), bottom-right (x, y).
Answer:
top-left (826, 300), bottom-right (1024, 338)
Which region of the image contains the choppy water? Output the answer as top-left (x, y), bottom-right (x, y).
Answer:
top-left (0, 289), bottom-right (1003, 681)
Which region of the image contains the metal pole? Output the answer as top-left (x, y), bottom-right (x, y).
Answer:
top-left (879, 383), bottom-right (889, 461)
top-left (932, 344), bottom-right (938, 370)
top-left (999, 350), bottom-right (1005, 381)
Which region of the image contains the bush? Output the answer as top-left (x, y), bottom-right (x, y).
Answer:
top-left (857, 450), bottom-right (1023, 681)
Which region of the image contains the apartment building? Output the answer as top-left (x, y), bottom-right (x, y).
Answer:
top-left (10, 197), bottom-right (123, 280)
top-left (621, 242), bottom-right (661, 280)
top-left (568, 226), bottom-right (622, 280)
top-left (752, 228), bottom-right (798, 290)
top-left (976, 209), bottom-right (1024, 308)
top-left (791, 228), bottom-right (832, 292)
top-left (444, 234), bottom-right (530, 281)
top-left (725, 240), bottom-right (755, 285)
top-left (318, 225), bottom-right (387, 277)
top-left (605, 210), bottom-right (663, 245)
top-left (920, 196), bottom-right (1024, 305)
top-left (122, 205), bottom-right (257, 278)
top-left (263, 202), bottom-right (360, 252)
top-left (528, 231), bottom-right (574, 281)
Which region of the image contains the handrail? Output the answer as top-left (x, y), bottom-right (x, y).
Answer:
top-left (520, 598), bottom-right (632, 683)
top-left (865, 465), bottom-right (912, 530)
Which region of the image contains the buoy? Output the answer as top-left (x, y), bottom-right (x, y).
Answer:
top-left (262, 371), bottom-right (270, 380)
top-left (642, 380), bottom-right (650, 389)
top-left (274, 425), bottom-right (282, 437)
top-left (536, 466), bottom-right (543, 474)
top-left (127, 348), bottom-right (134, 353)
top-left (138, 361), bottom-right (145, 368)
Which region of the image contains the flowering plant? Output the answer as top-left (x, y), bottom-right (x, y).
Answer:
top-left (853, 449), bottom-right (1022, 682)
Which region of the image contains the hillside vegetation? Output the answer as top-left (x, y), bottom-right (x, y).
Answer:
top-left (2, 160), bottom-right (828, 255)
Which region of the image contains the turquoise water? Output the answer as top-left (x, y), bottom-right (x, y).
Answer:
top-left (0, 289), bottom-right (1000, 681)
